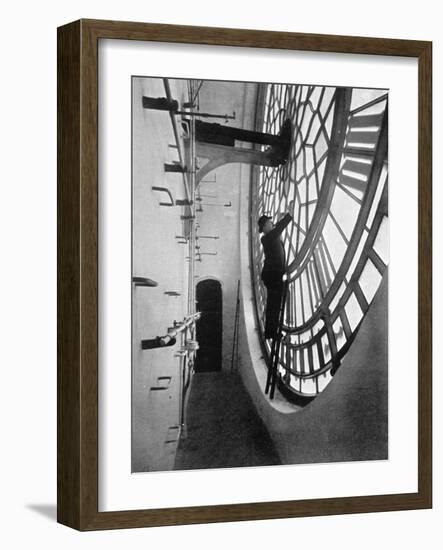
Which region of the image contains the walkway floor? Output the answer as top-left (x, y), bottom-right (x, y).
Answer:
top-left (174, 371), bottom-right (280, 470)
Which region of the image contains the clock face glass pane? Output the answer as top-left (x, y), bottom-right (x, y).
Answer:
top-left (251, 83), bottom-right (388, 402)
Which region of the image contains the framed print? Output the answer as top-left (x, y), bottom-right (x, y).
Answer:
top-left (57, 19), bottom-right (432, 530)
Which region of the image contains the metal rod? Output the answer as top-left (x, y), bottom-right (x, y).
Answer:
top-left (189, 79), bottom-right (204, 104)
top-left (270, 281), bottom-right (290, 399)
top-left (162, 81), bottom-right (191, 203)
top-left (176, 110), bottom-right (236, 120)
top-left (199, 202), bottom-right (231, 207)
top-left (187, 81), bottom-right (198, 336)
top-left (265, 280), bottom-right (289, 397)
top-left (230, 280), bottom-right (241, 373)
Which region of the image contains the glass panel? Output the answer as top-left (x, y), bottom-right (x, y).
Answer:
top-left (308, 176), bottom-right (318, 200)
top-left (308, 262), bottom-right (319, 308)
top-left (287, 346), bottom-right (294, 372)
top-left (289, 374), bottom-right (299, 391)
top-left (312, 319), bottom-right (324, 336)
top-left (342, 167), bottom-right (368, 182)
top-left (324, 110), bottom-right (334, 140)
top-left (359, 258), bottom-right (383, 305)
top-left (322, 214), bottom-right (347, 271)
top-left (298, 348), bottom-right (305, 373)
top-left (329, 281), bottom-right (346, 312)
top-left (316, 158), bottom-right (326, 190)
top-left (303, 347), bottom-right (310, 374)
top-left (308, 202), bottom-right (316, 225)
top-left (322, 87), bottom-right (335, 110)
top-left (287, 178), bottom-right (296, 205)
top-left (298, 177), bottom-right (307, 199)
top-left (300, 377), bottom-right (317, 395)
top-left (309, 86), bottom-right (322, 106)
top-left (342, 154), bottom-right (372, 169)
top-left (373, 215), bottom-right (389, 265)
top-left (307, 115), bottom-right (322, 144)
top-left (301, 271), bottom-right (313, 320)
top-left (295, 277), bottom-right (304, 324)
top-left (346, 134), bottom-right (376, 150)
top-left (338, 178), bottom-right (365, 202)
top-left (367, 165), bottom-right (388, 228)
top-left (333, 316), bottom-right (346, 351)
top-left (299, 329), bottom-right (312, 344)
top-left (344, 292), bottom-right (363, 331)
top-left (314, 245), bottom-right (328, 292)
top-left (346, 228), bottom-right (369, 281)
top-left (315, 131), bottom-right (328, 158)
top-left (321, 333), bottom-right (331, 363)
top-left (311, 344), bottom-right (320, 371)
top-left (288, 286), bottom-right (295, 326)
top-left (350, 90), bottom-right (387, 112)
top-left (329, 185), bottom-right (361, 241)
top-left (305, 147), bottom-right (314, 174)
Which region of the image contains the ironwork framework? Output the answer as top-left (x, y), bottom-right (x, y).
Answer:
top-left (251, 83), bottom-right (389, 403)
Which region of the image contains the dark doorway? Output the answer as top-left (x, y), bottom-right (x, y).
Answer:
top-left (195, 279), bottom-right (222, 372)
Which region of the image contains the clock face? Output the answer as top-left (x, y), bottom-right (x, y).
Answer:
top-left (251, 83), bottom-right (389, 403)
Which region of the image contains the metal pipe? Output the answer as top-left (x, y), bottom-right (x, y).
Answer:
top-left (176, 110), bottom-right (235, 121)
top-left (162, 81), bottom-right (191, 203)
top-left (160, 312), bottom-right (201, 346)
top-left (199, 201), bottom-right (232, 207)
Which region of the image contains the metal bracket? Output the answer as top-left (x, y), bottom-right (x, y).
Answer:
top-left (152, 186), bottom-right (174, 206)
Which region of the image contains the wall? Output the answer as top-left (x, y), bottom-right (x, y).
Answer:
top-left (132, 77), bottom-right (190, 471)
top-left (194, 80), bottom-right (257, 368)
top-left (132, 78), bottom-right (258, 470)
top-left (2, 1), bottom-right (441, 549)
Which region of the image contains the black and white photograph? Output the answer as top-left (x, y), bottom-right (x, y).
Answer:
top-left (131, 76), bottom-right (389, 473)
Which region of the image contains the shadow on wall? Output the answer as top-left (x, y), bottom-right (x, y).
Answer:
top-left (239, 272), bottom-right (389, 465)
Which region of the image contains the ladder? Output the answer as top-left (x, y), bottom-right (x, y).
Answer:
top-left (265, 279), bottom-right (289, 400)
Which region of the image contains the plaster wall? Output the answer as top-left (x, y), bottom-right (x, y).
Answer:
top-left (132, 77), bottom-right (190, 471)
top-left (193, 80), bottom-right (258, 368)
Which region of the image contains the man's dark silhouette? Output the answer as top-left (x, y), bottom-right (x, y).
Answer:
top-left (258, 212), bottom-right (293, 339)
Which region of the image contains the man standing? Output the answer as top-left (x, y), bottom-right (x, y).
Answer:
top-left (258, 211), bottom-right (293, 339)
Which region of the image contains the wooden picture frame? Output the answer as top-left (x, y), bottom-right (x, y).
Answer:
top-left (57, 18), bottom-right (432, 530)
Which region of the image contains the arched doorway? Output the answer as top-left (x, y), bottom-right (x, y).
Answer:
top-left (195, 279), bottom-right (222, 372)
